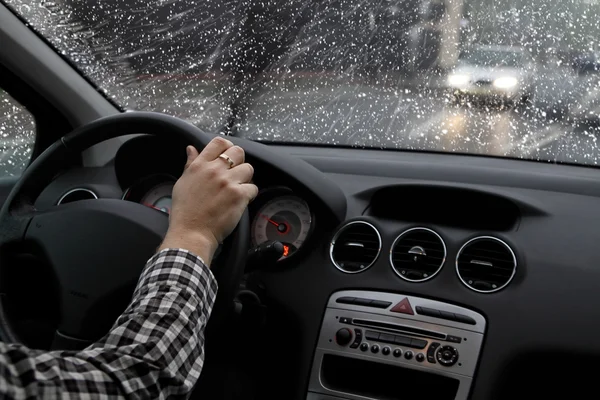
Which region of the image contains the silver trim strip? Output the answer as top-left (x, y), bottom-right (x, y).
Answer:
top-left (456, 236), bottom-right (517, 293)
top-left (389, 227), bottom-right (447, 283)
top-left (329, 221), bottom-right (382, 274)
top-left (56, 188), bottom-right (98, 205)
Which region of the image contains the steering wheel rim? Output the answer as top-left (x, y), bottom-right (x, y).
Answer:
top-left (0, 111), bottom-right (249, 348)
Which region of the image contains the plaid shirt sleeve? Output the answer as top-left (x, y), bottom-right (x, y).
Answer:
top-left (0, 248), bottom-right (217, 399)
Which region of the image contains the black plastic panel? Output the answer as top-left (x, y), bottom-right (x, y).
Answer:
top-left (321, 354), bottom-right (459, 400)
top-left (366, 185), bottom-right (522, 231)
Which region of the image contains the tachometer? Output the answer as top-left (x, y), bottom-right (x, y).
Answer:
top-left (123, 174), bottom-right (176, 214)
top-left (251, 195), bottom-right (312, 260)
top-left (140, 182), bottom-right (174, 214)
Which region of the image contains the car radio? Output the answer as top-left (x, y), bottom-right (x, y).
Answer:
top-left (307, 290), bottom-right (486, 400)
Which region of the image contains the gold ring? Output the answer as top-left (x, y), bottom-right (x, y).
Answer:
top-left (218, 153), bottom-right (235, 169)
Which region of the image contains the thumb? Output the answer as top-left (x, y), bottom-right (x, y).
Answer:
top-left (184, 146), bottom-right (199, 170)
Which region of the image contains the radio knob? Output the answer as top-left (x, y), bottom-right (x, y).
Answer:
top-left (335, 328), bottom-right (353, 346)
top-left (436, 346), bottom-right (459, 366)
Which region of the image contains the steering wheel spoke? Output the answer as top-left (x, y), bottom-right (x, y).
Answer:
top-left (0, 208), bottom-right (39, 249)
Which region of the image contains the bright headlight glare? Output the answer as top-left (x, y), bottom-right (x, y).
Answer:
top-left (448, 74), bottom-right (469, 86)
top-left (493, 76), bottom-right (518, 89)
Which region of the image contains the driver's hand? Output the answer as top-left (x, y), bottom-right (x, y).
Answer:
top-left (159, 137), bottom-right (258, 266)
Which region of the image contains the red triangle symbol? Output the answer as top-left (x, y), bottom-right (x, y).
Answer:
top-left (391, 298), bottom-right (414, 315)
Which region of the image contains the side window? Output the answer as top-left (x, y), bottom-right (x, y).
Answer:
top-left (0, 89), bottom-right (35, 176)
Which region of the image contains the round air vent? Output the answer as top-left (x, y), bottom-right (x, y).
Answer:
top-left (330, 221), bottom-right (381, 274)
top-left (57, 188), bottom-right (98, 205)
top-left (456, 236), bottom-right (517, 293)
top-left (390, 227), bottom-right (446, 282)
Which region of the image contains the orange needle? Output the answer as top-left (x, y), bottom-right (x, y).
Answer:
top-left (260, 214), bottom-right (280, 227)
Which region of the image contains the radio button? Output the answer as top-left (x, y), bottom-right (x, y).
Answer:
top-left (371, 344), bottom-right (380, 354)
top-left (382, 347), bottom-right (391, 356)
top-left (379, 333), bottom-right (395, 344)
top-left (335, 328), bottom-right (353, 346)
top-left (365, 331), bottom-right (380, 341)
top-left (360, 343), bottom-right (369, 352)
top-left (446, 335), bottom-right (462, 344)
top-left (394, 335), bottom-right (412, 346)
top-left (336, 297), bottom-right (355, 305)
top-left (436, 345), bottom-right (459, 366)
top-left (410, 338), bottom-right (428, 349)
top-left (416, 353), bottom-right (425, 362)
top-left (404, 350), bottom-right (413, 360)
top-left (393, 349), bottom-right (402, 358)
top-left (370, 300), bottom-right (392, 309)
top-left (350, 329), bottom-right (363, 349)
top-left (427, 342), bottom-right (441, 363)
top-left (354, 298), bottom-right (374, 307)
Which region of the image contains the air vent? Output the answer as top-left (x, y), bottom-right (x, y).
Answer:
top-left (330, 221), bottom-right (381, 274)
top-left (57, 188), bottom-right (98, 205)
top-left (456, 236), bottom-right (517, 293)
top-left (390, 227), bottom-right (446, 282)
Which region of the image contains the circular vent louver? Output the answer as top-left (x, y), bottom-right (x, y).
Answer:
top-left (57, 188), bottom-right (98, 205)
top-left (456, 236), bottom-right (517, 293)
top-left (330, 221), bottom-right (382, 274)
top-left (390, 227), bottom-right (446, 282)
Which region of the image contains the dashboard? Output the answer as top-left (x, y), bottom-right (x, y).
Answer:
top-left (31, 134), bottom-right (600, 400)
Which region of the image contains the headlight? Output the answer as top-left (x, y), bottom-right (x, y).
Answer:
top-left (448, 74), bottom-right (469, 86)
top-left (493, 76), bottom-right (518, 89)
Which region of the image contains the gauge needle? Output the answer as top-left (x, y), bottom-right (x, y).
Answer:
top-left (260, 214), bottom-right (280, 227)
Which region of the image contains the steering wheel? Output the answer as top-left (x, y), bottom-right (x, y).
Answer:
top-left (0, 112), bottom-right (249, 350)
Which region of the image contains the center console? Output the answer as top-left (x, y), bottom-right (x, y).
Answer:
top-left (307, 290), bottom-right (486, 400)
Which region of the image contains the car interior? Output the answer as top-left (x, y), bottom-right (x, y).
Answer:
top-left (1, 0), bottom-right (600, 399)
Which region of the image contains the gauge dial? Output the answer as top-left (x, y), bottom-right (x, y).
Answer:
top-left (140, 182), bottom-right (174, 214)
top-left (251, 195), bottom-right (312, 260)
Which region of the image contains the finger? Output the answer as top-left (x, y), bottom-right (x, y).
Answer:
top-left (198, 136), bottom-right (234, 162)
top-left (239, 183), bottom-right (259, 202)
top-left (218, 145), bottom-right (245, 169)
top-left (184, 146), bottom-right (200, 170)
top-left (228, 163), bottom-right (254, 183)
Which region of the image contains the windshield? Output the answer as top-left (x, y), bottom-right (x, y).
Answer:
top-left (459, 49), bottom-right (524, 68)
top-left (5, 0), bottom-right (600, 166)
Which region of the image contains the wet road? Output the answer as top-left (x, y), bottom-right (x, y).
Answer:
top-left (4, 76), bottom-right (600, 174)
top-left (239, 79), bottom-right (600, 166)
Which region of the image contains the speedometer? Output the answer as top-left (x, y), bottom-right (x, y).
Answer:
top-left (251, 195), bottom-right (312, 260)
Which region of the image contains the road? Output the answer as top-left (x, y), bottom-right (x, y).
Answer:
top-left (3, 77), bottom-right (600, 175)
top-left (240, 79), bottom-right (600, 166)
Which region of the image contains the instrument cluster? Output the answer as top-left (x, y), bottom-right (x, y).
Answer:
top-left (123, 178), bottom-right (314, 262)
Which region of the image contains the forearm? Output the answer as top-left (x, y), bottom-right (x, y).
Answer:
top-left (0, 249), bottom-right (217, 399)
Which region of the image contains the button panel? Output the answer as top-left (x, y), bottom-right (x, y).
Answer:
top-left (313, 290), bottom-right (485, 400)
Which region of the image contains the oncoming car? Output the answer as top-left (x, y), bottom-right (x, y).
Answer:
top-left (447, 45), bottom-right (536, 106)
